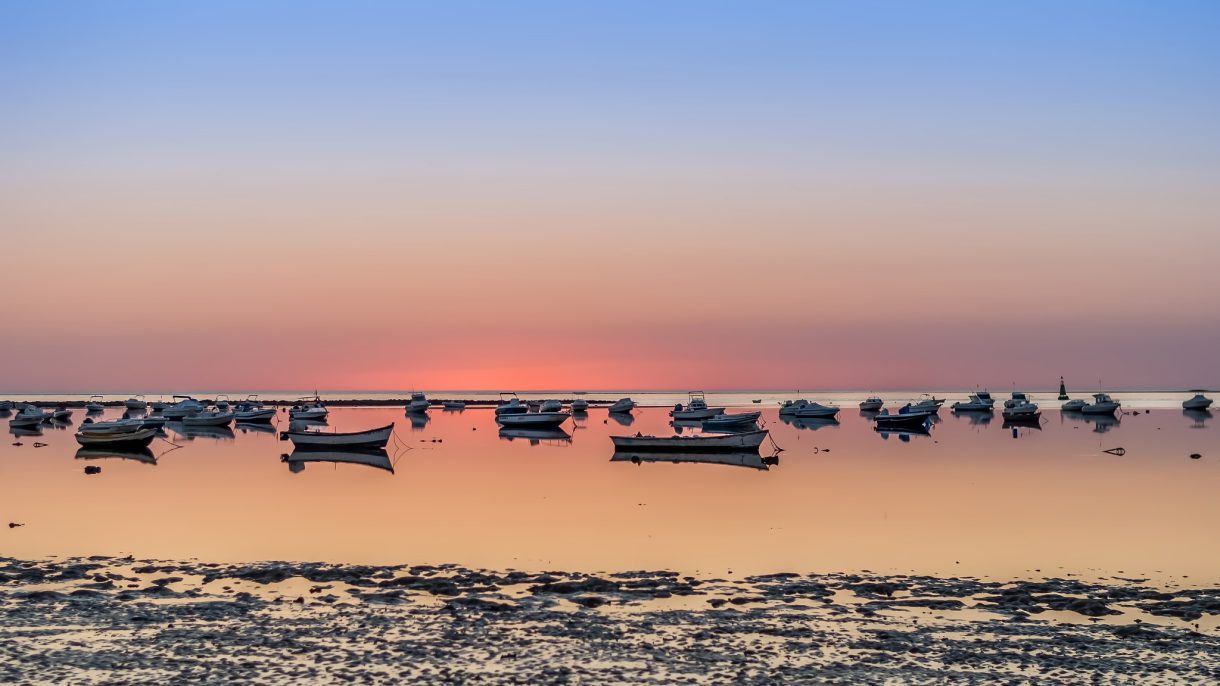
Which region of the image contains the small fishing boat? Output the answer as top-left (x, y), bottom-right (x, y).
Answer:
top-left (700, 411), bottom-right (761, 430)
top-left (1080, 393), bottom-right (1121, 415)
top-left (497, 411), bottom-right (570, 429)
top-left (951, 394), bottom-right (994, 412)
top-left (289, 395), bottom-right (329, 421)
top-left (182, 410), bottom-right (235, 427)
top-left (9, 405), bottom-right (53, 428)
top-left (79, 417), bottom-right (146, 434)
top-left (442, 401), bottom-right (466, 411)
top-left (570, 399), bottom-right (589, 412)
top-left (607, 398), bottom-right (636, 414)
top-left (405, 391), bottom-right (430, 414)
top-left (285, 423), bottom-right (394, 450)
top-left (495, 393), bottom-right (528, 416)
top-left (610, 429), bottom-right (768, 453)
top-left (86, 395), bottom-right (105, 413)
top-left (74, 426), bottom-right (159, 448)
top-left (670, 392), bottom-right (725, 420)
top-left (283, 449), bottom-right (394, 474)
top-left (1183, 392), bottom-right (1213, 410)
top-left (611, 450), bottom-right (772, 471)
top-left (234, 395), bottom-right (275, 422)
top-left (778, 399), bottom-right (840, 418)
top-left (1061, 399), bottom-right (1088, 412)
top-left (125, 395), bottom-right (148, 410)
top-left (162, 396), bottom-right (206, 418)
top-left (858, 396), bottom-right (884, 411)
top-left (540, 399), bottom-right (564, 413)
top-left (873, 406), bottom-right (934, 429)
top-left (1001, 399), bottom-right (1041, 422)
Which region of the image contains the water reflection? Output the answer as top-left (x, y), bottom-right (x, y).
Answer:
top-left (952, 409), bottom-right (994, 426)
top-left (781, 416), bottom-right (840, 432)
top-left (498, 427), bottom-right (572, 445)
top-left (608, 412), bottom-right (635, 427)
top-left (167, 422), bottom-right (235, 441)
top-left (408, 413), bottom-right (430, 431)
top-left (874, 425), bottom-right (932, 442)
top-left (1184, 409), bottom-right (1212, 428)
top-left (75, 447), bottom-right (157, 465)
top-left (611, 451), bottom-right (773, 471)
top-left (8, 426), bottom-right (43, 438)
top-left (236, 422), bottom-right (277, 435)
top-left (283, 449), bottom-right (394, 474)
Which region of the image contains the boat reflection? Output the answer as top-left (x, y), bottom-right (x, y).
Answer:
top-left (1060, 410), bottom-right (1119, 433)
top-left (8, 425), bottom-right (43, 438)
top-left (283, 449), bottom-right (393, 474)
top-left (75, 447), bottom-right (157, 465)
top-left (236, 422), bottom-right (277, 435)
top-left (780, 415), bottom-right (840, 431)
top-left (611, 450), bottom-right (776, 471)
top-left (288, 419), bottom-right (328, 432)
top-left (46, 419), bottom-right (73, 431)
top-left (669, 419), bottom-right (703, 434)
top-left (608, 412), bottom-right (635, 427)
top-left (167, 422), bottom-right (235, 441)
top-left (874, 425), bottom-right (932, 442)
top-left (408, 413), bottom-right (430, 431)
top-left (1184, 409), bottom-right (1212, 428)
top-left (498, 427), bottom-right (572, 445)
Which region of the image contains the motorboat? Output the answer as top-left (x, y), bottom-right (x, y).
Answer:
top-left (0, 401), bottom-right (12, 411)
top-left (234, 395), bottom-right (276, 423)
top-left (442, 401), bottom-right (466, 411)
top-left (405, 392), bottom-right (430, 414)
top-left (289, 395), bottom-right (329, 421)
top-left (162, 395), bottom-right (206, 419)
top-left (1001, 399), bottom-right (1041, 422)
top-left (495, 393), bottom-right (528, 416)
top-left (497, 411), bottom-right (570, 429)
top-left (858, 396), bottom-right (884, 411)
top-left (498, 427), bottom-right (573, 444)
top-left (125, 395), bottom-right (148, 410)
top-left (1080, 393), bottom-right (1121, 415)
top-left (213, 395), bottom-right (231, 411)
top-left (74, 426), bottom-right (159, 448)
top-left (1003, 392), bottom-right (1032, 409)
top-left (150, 398), bottom-right (170, 411)
top-left (283, 449), bottom-right (394, 474)
top-left (182, 410), bottom-right (235, 427)
top-left (973, 390), bottom-right (996, 407)
top-left (951, 394), bottom-right (994, 412)
top-left (611, 450), bottom-right (772, 471)
top-left (777, 399), bottom-right (839, 418)
top-left (873, 406), bottom-right (934, 430)
top-left (285, 423), bottom-right (394, 450)
top-left (1061, 399), bottom-right (1088, 412)
top-left (51, 407), bottom-right (73, 421)
top-left (701, 411), bottom-right (761, 431)
top-left (8, 405), bottom-right (52, 428)
top-left (540, 399), bottom-right (564, 413)
top-left (607, 398), bottom-right (636, 414)
top-left (86, 395), bottom-right (105, 413)
top-left (1183, 392), bottom-right (1214, 410)
top-left (908, 394), bottom-right (946, 413)
top-left (570, 399), bottom-right (589, 412)
top-left (670, 392), bottom-right (724, 420)
top-left (79, 417), bottom-right (146, 434)
top-left (610, 429), bottom-right (768, 452)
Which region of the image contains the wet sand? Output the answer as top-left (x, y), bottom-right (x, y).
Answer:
top-left (2, 556), bottom-right (1216, 684)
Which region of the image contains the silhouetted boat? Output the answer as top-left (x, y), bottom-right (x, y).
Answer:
top-left (1001, 399), bottom-right (1041, 423)
top-left (234, 395), bottom-right (276, 422)
top-left (79, 417), bottom-right (146, 434)
top-left (570, 399), bottom-right (589, 412)
top-left (443, 401), bottom-right (466, 411)
top-left (611, 429), bottom-right (768, 452)
top-left (1183, 392), bottom-right (1213, 410)
top-left (286, 423), bottom-right (394, 450)
top-left (405, 392), bottom-right (430, 414)
top-left (778, 399), bottom-right (839, 418)
top-left (495, 393), bottom-right (528, 416)
top-left (86, 395), bottom-right (105, 413)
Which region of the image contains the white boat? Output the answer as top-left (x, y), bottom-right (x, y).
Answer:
top-left (1183, 392), bottom-right (1213, 410)
top-left (182, 410), bottom-right (235, 427)
top-left (79, 417), bottom-right (146, 434)
top-left (8, 405), bottom-right (53, 428)
top-left (1002, 399), bottom-right (1041, 421)
top-left (1003, 392), bottom-right (1032, 409)
top-left (907, 394), bottom-right (945, 413)
top-left (289, 395), bottom-right (329, 421)
top-left (540, 399), bottom-right (564, 413)
top-left (283, 449), bottom-right (393, 474)
top-left (858, 396), bottom-right (884, 411)
top-left (1061, 399), bottom-right (1088, 412)
top-left (951, 394), bottom-right (994, 412)
top-left (701, 411), bottom-right (761, 430)
top-left (611, 429), bottom-right (768, 452)
top-left (670, 392), bottom-right (725, 420)
top-left (873, 406), bottom-right (935, 429)
top-left (495, 393), bottom-right (528, 416)
top-left (162, 396), bottom-right (206, 418)
top-left (442, 401), bottom-right (466, 411)
top-left (405, 391), bottom-right (430, 414)
top-left (611, 451), bottom-right (772, 471)
top-left (234, 395), bottom-right (276, 422)
top-left (497, 411), bottom-right (570, 429)
top-left (778, 399), bottom-right (840, 418)
top-left (1080, 393), bottom-right (1121, 415)
top-left (86, 395), bottom-right (105, 413)
top-left (570, 399), bottom-right (590, 412)
top-left (285, 423), bottom-right (394, 450)
top-left (125, 395), bottom-right (148, 410)
top-left (607, 398), bottom-right (636, 413)
top-left (74, 427), bottom-right (159, 448)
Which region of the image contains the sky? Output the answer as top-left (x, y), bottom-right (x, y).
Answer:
top-left (2, 1), bottom-right (1218, 392)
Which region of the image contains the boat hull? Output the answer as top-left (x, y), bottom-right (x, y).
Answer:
top-left (286, 424), bottom-right (394, 450)
top-left (610, 429), bottom-right (768, 452)
top-left (234, 409), bottom-right (276, 422)
top-left (496, 412), bottom-right (570, 428)
top-left (74, 427), bottom-right (158, 448)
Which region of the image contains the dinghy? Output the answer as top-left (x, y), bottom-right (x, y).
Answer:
top-left (285, 423), bottom-right (394, 450)
top-left (610, 429), bottom-right (768, 453)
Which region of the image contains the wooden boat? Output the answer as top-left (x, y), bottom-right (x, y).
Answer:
top-left (285, 423), bottom-right (394, 450)
top-left (611, 450), bottom-right (772, 470)
top-left (497, 411), bottom-right (570, 429)
top-left (74, 427), bottom-right (159, 448)
top-left (283, 449), bottom-right (393, 474)
top-left (610, 429), bottom-right (768, 452)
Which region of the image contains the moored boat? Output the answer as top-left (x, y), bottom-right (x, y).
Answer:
top-left (610, 429), bottom-right (768, 453)
top-left (79, 417), bottom-right (146, 434)
top-left (778, 399), bottom-right (840, 418)
top-left (1183, 392), bottom-right (1213, 410)
top-left (52, 407), bottom-right (73, 421)
top-left (443, 401), bottom-right (466, 411)
top-left (1080, 393), bottom-right (1120, 415)
top-left (700, 411), bottom-right (761, 430)
top-left (540, 399), bottom-right (564, 413)
top-left (497, 411), bottom-right (570, 429)
top-left (607, 398), bottom-right (636, 414)
top-left (182, 410), bottom-right (235, 427)
top-left (162, 395), bottom-right (206, 418)
top-left (1001, 399), bottom-right (1041, 422)
top-left (86, 395), bottom-right (105, 413)
top-left (289, 395), bottom-right (329, 421)
top-left (9, 405), bottom-right (52, 428)
top-left (570, 399), bottom-right (590, 412)
top-left (74, 427), bottom-right (159, 448)
top-left (873, 406), bottom-right (934, 429)
top-left (285, 423), bottom-right (394, 450)
top-left (1061, 399), bottom-right (1087, 411)
top-left (495, 393), bottom-right (528, 416)
top-left (951, 394), bottom-right (994, 412)
top-left (858, 396), bottom-right (884, 411)
top-left (125, 395), bottom-right (148, 410)
top-left (405, 391), bottom-right (430, 414)
top-left (234, 395), bottom-right (276, 422)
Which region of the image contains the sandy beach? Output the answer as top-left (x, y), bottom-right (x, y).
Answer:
top-left (2, 556), bottom-right (1216, 684)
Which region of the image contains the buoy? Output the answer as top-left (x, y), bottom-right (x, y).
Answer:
top-left (1058, 376), bottom-right (1069, 400)
top-left (1103, 447), bottom-right (1126, 456)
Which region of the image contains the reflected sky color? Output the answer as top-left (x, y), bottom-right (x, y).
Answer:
top-left (2, 2), bottom-right (1219, 390)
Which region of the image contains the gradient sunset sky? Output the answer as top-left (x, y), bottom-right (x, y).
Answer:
top-left (3, 1), bottom-right (1218, 392)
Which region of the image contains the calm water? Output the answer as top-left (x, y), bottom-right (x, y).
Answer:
top-left (2, 403), bottom-right (1216, 583)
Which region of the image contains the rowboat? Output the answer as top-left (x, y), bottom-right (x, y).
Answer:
top-left (611, 450), bottom-right (773, 470)
top-left (497, 412), bottom-right (570, 429)
top-left (610, 429), bottom-right (768, 452)
top-left (74, 427), bottom-right (159, 448)
top-left (283, 449), bottom-right (393, 474)
top-left (285, 423), bottom-right (394, 450)
top-left (405, 392), bottom-right (430, 414)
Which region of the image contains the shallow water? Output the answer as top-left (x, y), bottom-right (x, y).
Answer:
top-left (2, 404), bottom-right (1216, 583)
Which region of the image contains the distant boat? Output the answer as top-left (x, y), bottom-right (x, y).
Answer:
top-left (670, 391), bottom-right (725, 420)
top-left (751, 399), bottom-right (762, 404)
top-left (908, 394), bottom-right (945, 413)
top-left (234, 395), bottom-right (275, 422)
top-left (951, 394), bottom-right (994, 412)
top-left (1001, 399), bottom-right (1041, 422)
top-left (289, 395), bottom-right (329, 421)
top-left (611, 429), bottom-right (768, 452)
top-left (1061, 399), bottom-right (1088, 411)
top-left (150, 397), bottom-right (170, 411)
top-left (1183, 392), bottom-right (1213, 410)
top-left (701, 411), bottom-right (761, 430)
top-left (125, 395), bottom-right (148, 410)
top-left (873, 406), bottom-right (934, 430)
top-left (74, 426), bottom-right (159, 448)
top-left (858, 396), bottom-right (884, 411)
top-left (405, 391), bottom-right (430, 414)
top-left (540, 399), bottom-right (563, 413)
top-left (1080, 393), bottom-right (1120, 416)
top-left (86, 395), bottom-right (105, 413)
top-left (283, 449), bottom-right (393, 474)
top-left (442, 401), bottom-right (466, 411)
top-left (213, 395), bottom-right (231, 411)
top-left (778, 399), bottom-right (839, 418)
top-left (1003, 392), bottom-right (1032, 409)
top-left (285, 423), bottom-right (394, 450)
top-left (51, 407), bottom-right (73, 421)
top-left (9, 405), bottom-right (53, 428)
top-left (497, 411), bottom-right (570, 429)
top-left (607, 398), bottom-right (636, 414)
top-left (182, 410), bottom-right (235, 427)
top-left (611, 450), bottom-right (772, 470)
top-left (162, 396), bottom-right (206, 419)
top-left (495, 393), bottom-right (528, 416)
top-left (0, 400), bottom-right (12, 411)
top-left (570, 399), bottom-right (589, 412)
